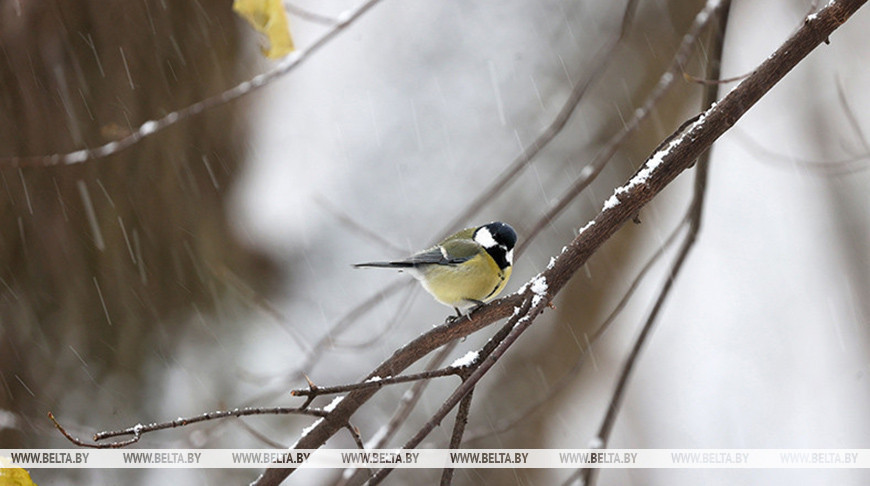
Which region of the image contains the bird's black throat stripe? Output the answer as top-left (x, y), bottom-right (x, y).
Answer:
top-left (484, 273), bottom-right (505, 300)
top-left (486, 246), bottom-right (511, 269)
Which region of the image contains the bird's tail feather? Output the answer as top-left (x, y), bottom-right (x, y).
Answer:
top-left (353, 261), bottom-right (415, 268)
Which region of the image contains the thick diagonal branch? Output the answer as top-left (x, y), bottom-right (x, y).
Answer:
top-left (252, 1), bottom-right (867, 484)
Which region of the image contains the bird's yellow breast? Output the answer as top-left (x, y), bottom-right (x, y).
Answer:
top-left (417, 252), bottom-right (512, 309)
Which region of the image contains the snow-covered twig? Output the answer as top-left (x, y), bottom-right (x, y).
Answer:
top-left (49, 406), bottom-right (327, 449)
top-left (0, 0), bottom-right (385, 167)
top-left (517, 0), bottom-right (727, 255)
top-left (575, 3), bottom-right (729, 483)
top-left (253, 1), bottom-right (868, 484)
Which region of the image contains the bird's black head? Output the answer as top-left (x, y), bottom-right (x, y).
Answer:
top-left (473, 222), bottom-right (517, 269)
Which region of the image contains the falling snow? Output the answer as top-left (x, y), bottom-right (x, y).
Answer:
top-left (2, 2), bottom-right (866, 486)
top-left (77, 180), bottom-right (105, 251)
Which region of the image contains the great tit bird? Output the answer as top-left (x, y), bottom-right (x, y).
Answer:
top-left (354, 222), bottom-right (517, 316)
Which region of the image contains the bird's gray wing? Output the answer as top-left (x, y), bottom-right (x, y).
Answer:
top-left (405, 240), bottom-right (477, 266)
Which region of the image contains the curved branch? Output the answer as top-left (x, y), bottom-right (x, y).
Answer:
top-left (576, 5), bottom-right (731, 485)
top-left (253, 2), bottom-right (868, 483)
top-left (440, 0), bottom-right (641, 236)
top-left (49, 406), bottom-right (326, 449)
top-left (462, 212), bottom-right (688, 443)
top-left (334, 341), bottom-right (459, 486)
top-left (283, 2), bottom-right (339, 26)
top-left (517, 0), bottom-right (727, 254)
top-left (0, 0), bottom-right (385, 167)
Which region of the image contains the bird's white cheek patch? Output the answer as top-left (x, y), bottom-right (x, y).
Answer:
top-left (474, 227), bottom-right (497, 248)
top-left (505, 249), bottom-right (514, 264)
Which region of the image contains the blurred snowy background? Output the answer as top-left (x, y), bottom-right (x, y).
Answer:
top-left (1, 0), bottom-right (868, 485)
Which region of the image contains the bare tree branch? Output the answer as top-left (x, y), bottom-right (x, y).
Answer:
top-left (240, 280), bottom-right (410, 398)
top-left (235, 419), bottom-right (290, 449)
top-left (284, 2), bottom-right (340, 26)
top-left (252, 1), bottom-right (868, 484)
top-left (49, 406), bottom-right (327, 449)
top-left (334, 341), bottom-right (458, 486)
top-left (516, 0), bottom-right (726, 254)
top-left (254, 0), bottom-right (719, 412)
top-left (440, 0), bottom-right (641, 237)
top-left (835, 77), bottom-right (870, 154)
top-left (733, 128), bottom-right (870, 175)
top-left (463, 212), bottom-right (688, 443)
top-left (365, 296), bottom-right (544, 486)
top-left (576, 2), bottom-right (730, 483)
top-left (0, 0), bottom-right (385, 167)
top-left (439, 386), bottom-right (474, 486)
top-left (317, 196), bottom-right (410, 255)
top-left (290, 365), bottom-right (462, 398)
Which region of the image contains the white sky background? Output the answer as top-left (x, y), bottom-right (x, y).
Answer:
top-left (147, 1), bottom-right (870, 485)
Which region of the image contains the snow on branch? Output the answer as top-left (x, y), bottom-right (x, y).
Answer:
top-left (253, 1), bottom-right (868, 484)
top-left (0, 0), bottom-right (384, 168)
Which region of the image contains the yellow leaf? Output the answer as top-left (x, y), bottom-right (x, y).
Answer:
top-left (233, 0), bottom-right (295, 59)
top-left (0, 456), bottom-right (38, 486)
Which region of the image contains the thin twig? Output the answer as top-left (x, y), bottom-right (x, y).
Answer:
top-left (317, 196), bottom-right (408, 255)
top-left (516, 0), bottom-right (724, 255)
top-left (335, 341), bottom-right (459, 486)
top-left (575, 2), bottom-right (730, 484)
top-left (345, 423), bottom-right (367, 450)
top-left (0, 0), bottom-right (385, 167)
top-left (284, 1), bottom-right (339, 26)
top-left (250, 0), bottom-right (868, 481)
top-left (290, 365), bottom-right (463, 398)
top-left (95, 407), bottom-right (327, 442)
top-left (835, 77), bottom-right (870, 154)
top-left (366, 296), bottom-right (546, 485)
top-left (49, 407), bottom-right (324, 448)
top-left (732, 128), bottom-right (870, 175)
top-left (463, 213), bottom-right (688, 443)
top-left (299, 280), bottom-right (409, 364)
top-left (240, 279), bottom-right (409, 395)
top-left (210, 264), bottom-right (312, 352)
top-left (49, 412), bottom-right (141, 449)
top-left (440, 386), bottom-right (474, 486)
top-left (440, 0), bottom-right (641, 237)
top-left (235, 419), bottom-right (289, 449)
top-left (329, 282), bottom-right (418, 349)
